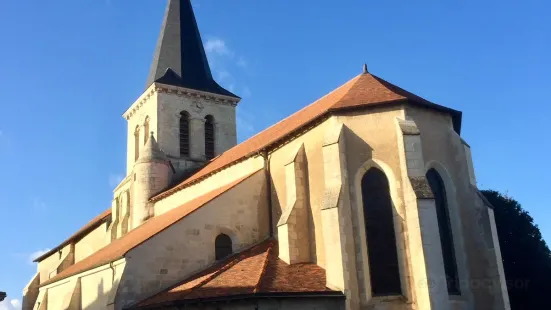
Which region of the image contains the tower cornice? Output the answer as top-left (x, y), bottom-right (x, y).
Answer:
top-left (123, 83), bottom-right (239, 120)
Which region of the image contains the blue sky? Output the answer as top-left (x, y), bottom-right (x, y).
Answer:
top-left (0, 0), bottom-right (549, 307)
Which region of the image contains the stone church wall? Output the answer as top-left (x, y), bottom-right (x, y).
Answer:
top-left (268, 117), bottom-right (332, 268)
top-left (404, 105), bottom-right (508, 309)
top-left (154, 156), bottom-right (264, 215)
top-left (118, 170), bottom-right (269, 308)
top-left (269, 107), bottom-right (405, 263)
top-left (36, 258), bottom-right (126, 310)
top-left (406, 106), bottom-right (480, 308)
top-left (268, 106), bottom-right (406, 309)
top-left (37, 243), bottom-right (73, 284)
top-left (125, 86), bottom-right (159, 174)
top-left (336, 106), bottom-right (408, 309)
top-left (74, 223), bottom-right (109, 263)
top-left (156, 89), bottom-right (237, 161)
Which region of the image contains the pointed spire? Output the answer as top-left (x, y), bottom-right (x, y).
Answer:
top-left (362, 63), bottom-right (368, 74)
top-left (136, 132), bottom-right (169, 164)
top-left (145, 0), bottom-right (238, 99)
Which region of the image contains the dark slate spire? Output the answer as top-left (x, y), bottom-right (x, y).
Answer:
top-left (145, 0), bottom-right (238, 98)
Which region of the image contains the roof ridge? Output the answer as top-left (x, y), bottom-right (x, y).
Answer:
top-left (238, 75), bottom-right (361, 145)
top-left (151, 71), bottom-right (461, 203)
top-left (253, 240), bottom-right (274, 293)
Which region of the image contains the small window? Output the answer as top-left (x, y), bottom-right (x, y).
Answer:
top-left (134, 125), bottom-right (140, 161)
top-left (215, 234), bottom-right (232, 260)
top-left (180, 111), bottom-right (190, 157)
top-left (204, 115), bottom-right (215, 160)
top-left (143, 117), bottom-right (150, 144)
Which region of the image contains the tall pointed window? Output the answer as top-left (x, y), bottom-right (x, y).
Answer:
top-left (134, 125), bottom-right (140, 161)
top-left (179, 111), bottom-right (190, 157)
top-left (143, 117), bottom-right (150, 144)
top-left (362, 168), bottom-right (402, 296)
top-left (204, 115), bottom-right (215, 160)
top-left (426, 169), bottom-right (460, 295)
top-left (215, 234), bottom-right (232, 260)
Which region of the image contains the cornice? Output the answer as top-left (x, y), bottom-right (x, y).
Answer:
top-left (123, 83), bottom-right (240, 120)
top-left (123, 84), bottom-right (157, 120)
top-left (155, 83), bottom-right (240, 106)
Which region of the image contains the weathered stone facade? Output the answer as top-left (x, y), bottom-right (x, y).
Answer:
top-left (23, 1), bottom-right (510, 310)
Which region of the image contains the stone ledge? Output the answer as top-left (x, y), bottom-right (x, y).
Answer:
top-left (397, 118), bottom-right (420, 135)
top-left (409, 176), bottom-right (434, 199)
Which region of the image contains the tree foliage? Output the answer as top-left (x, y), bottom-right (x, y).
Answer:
top-left (482, 190), bottom-right (551, 310)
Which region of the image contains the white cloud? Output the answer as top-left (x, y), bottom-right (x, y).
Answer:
top-left (28, 248), bottom-right (51, 265)
top-left (216, 70), bottom-right (231, 81)
top-left (0, 299), bottom-right (21, 310)
top-left (108, 173), bottom-right (124, 188)
top-left (191, 0), bottom-right (201, 10)
top-left (227, 83), bottom-right (235, 93)
top-left (204, 38), bottom-right (233, 57)
top-left (204, 37), bottom-right (251, 97)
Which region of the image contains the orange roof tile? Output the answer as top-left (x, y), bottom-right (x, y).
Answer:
top-left (40, 170), bottom-right (260, 287)
top-left (34, 208), bottom-right (112, 262)
top-left (152, 72), bottom-right (461, 201)
top-left (133, 239), bottom-right (340, 308)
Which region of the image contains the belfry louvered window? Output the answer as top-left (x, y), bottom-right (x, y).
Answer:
top-left (427, 168), bottom-right (460, 295)
top-left (204, 115), bottom-right (215, 160)
top-left (362, 168), bottom-right (402, 296)
top-left (179, 111), bottom-right (190, 157)
top-left (134, 126), bottom-right (140, 161)
top-left (143, 117), bottom-right (150, 144)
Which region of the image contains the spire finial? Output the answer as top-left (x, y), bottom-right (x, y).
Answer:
top-left (150, 131), bottom-right (154, 137)
top-left (362, 63), bottom-right (368, 74)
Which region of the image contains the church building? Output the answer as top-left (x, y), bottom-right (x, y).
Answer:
top-left (23, 0), bottom-right (510, 309)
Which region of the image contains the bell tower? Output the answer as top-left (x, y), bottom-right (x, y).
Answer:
top-left (123, 0), bottom-right (240, 177)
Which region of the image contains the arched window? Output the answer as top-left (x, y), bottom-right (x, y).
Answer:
top-left (179, 111), bottom-right (190, 157)
top-left (204, 115), bottom-right (215, 160)
top-left (134, 125), bottom-right (140, 161)
top-left (362, 168), bottom-right (402, 296)
top-left (426, 169), bottom-right (460, 295)
top-left (215, 233), bottom-right (232, 260)
top-left (143, 117), bottom-right (150, 144)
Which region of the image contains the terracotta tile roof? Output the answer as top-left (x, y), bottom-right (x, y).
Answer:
top-left (34, 208), bottom-right (112, 262)
top-left (40, 170), bottom-right (260, 287)
top-left (132, 239), bottom-right (340, 309)
top-left (152, 72), bottom-right (461, 201)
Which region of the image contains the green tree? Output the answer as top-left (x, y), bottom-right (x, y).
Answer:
top-left (482, 190), bottom-right (551, 310)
